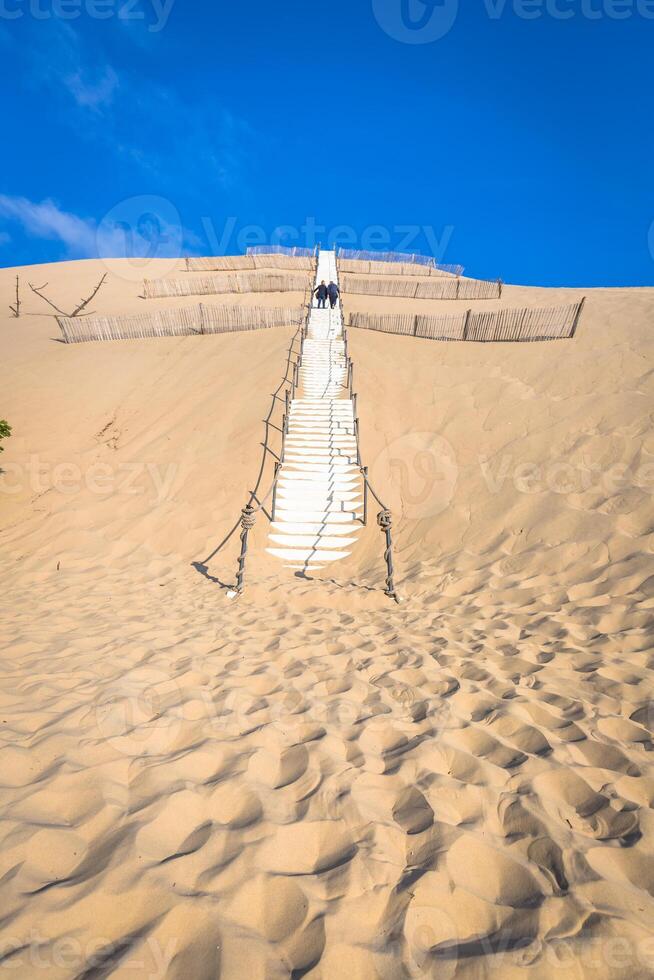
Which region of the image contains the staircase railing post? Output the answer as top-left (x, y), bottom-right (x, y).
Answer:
top-left (272, 463), bottom-right (280, 521)
top-left (362, 466), bottom-right (369, 525)
top-left (236, 504), bottom-right (256, 594)
top-left (377, 509), bottom-right (399, 603)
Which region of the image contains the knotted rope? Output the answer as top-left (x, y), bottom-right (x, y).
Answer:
top-left (236, 505), bottom-right (256, 593)
top-left (377, 509), bottom-right (399, 602)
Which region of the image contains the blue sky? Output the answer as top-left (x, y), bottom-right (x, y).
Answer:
top-left (1, 0), bottom-right (653, 286)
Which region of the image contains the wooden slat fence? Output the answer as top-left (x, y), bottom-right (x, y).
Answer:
top-left (338, 259), bottom-right (458, 279)
top-left (57, 303), bottom-right (304, 344)
top-left (341, 274), bottom-right (502, 300)
top-left (336, 247), bottom-right (463, 276)
top-left (247, 245), bottom-right (316, 258)
top-left (348, 300), bottom-right (585, 343)
top-left (185, 254), bottom-right (315, 272)
top-left (144, 271), bottom-right (312, 299)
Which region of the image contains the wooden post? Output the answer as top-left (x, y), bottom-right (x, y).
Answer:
top-left (236, 505), bottom-right (256, 594)
top-left (272, 463), bottom-right (280, 521)
top-left (570, 296), bottom-right (586, 338)
top-left (462, 308), bottom-right (472, 342)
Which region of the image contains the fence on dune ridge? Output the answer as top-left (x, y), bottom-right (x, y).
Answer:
top-left (186, 253), bottom-right (315, 273)
top-left (348, 300), bottom-right (586, 342)
top-left (337, 247), bottom-right (464, 276)
top-left (57, 303), bottom-right (305, 344)
top-left (246, 245), bottom-right (317, 258)
top-left (341, 274), bottom-right (502, 300)
top-left (144, 271), bottom-right (312, 299)
top-left (338, 258), bottom-right (459, 279)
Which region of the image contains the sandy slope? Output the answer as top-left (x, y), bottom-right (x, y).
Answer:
top-left (1, 259), bottom-right (654, 978)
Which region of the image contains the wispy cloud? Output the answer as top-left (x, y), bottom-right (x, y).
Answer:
top-left (0, 195), bottom-right (97, 256)
top-left (65, 65), bottom-right (120, 111)
top-left (0, 192), bottom-right (202, 260)
top-left (17, 21), bottom-right (256, 195)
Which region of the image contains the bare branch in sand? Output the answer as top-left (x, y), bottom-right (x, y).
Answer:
top-left (70, 274), bottom-right (108, 317)
top-left (28, 282), bottom-right (70, 317)
top-left (8, 275), bottom-right (20, 318)
top-left (28, 274), bottom-right (109, 318)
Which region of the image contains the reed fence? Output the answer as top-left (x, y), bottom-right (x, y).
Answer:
top-left (247, 245), bottom-right (317, 258)
top-left (57, 303), bottom-right (304, 344)
top-left (341, 274), bottom-right (502, 300)
top-left (186, 253), bottom-right (315, 272)
top-left (337, 247), bottom-right (464, 276)
top-left (348, 300), bottom-right (585, 343)
top-left (338, 258), bottom-right (458, 279)
top-left (144, 271), bottom-right (312, 299)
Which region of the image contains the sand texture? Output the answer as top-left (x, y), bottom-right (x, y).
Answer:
top-left (1, 259), bottom-right (654, 978)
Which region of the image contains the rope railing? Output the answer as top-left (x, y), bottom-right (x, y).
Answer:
top-left (231, 308), bottom-right (311, 593)
top-left (337, 267), bottom-right (400, 603)
top-left (197, 295), bottom-right (311, 588)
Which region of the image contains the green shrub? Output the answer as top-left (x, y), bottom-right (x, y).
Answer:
top-left (0, 420), bottom-right (11, 452)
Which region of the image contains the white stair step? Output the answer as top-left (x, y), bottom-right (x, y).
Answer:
top-left (266, 547), bottom-right (351, 563)
top-left (271, 521), bottom-right (360, 535)
top-left (269, 533), bottom-right (359, 549)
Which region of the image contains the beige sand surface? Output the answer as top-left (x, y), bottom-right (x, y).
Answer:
top-left (1, 259), bottom-right (654, 978)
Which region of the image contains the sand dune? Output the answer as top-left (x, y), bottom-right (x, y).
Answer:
top-left (1, 258), bottom-right (654, 978)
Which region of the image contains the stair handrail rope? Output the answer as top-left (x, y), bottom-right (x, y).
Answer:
top-left (199, 297), bottom-right (311, 579)
top-left (234, 301), bottom-right (312, 593)
top-left (336, 260), bottom-right (400, 603)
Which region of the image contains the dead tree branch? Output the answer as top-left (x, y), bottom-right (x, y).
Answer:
top-left (28, 282), bottom-right (69, 316)
top-left (70, 273), bottom-right (108, 317)
top-left (28, 273), bottom-right (109, 318)
top-left (9, 275), bottom-right (20, 317)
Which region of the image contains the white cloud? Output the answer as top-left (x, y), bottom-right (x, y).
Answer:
top-left (0, 195), bottom-right (97, 256)
top-left (65, 66), bottom-right (119, 111)
top-left (0, 193), bottom-right (201, 260)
